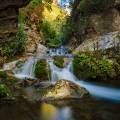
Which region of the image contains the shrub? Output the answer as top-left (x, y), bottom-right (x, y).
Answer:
top-left (73, 54), bottom-right (97, 80)
top-left (34, 59), bottom-right (49, 80)
top-left (96, 60), bottom-right (116, 80)
top-left (73, 54), bottom-right (116, 80)
top-left (40, 21), bottom-right (61, 48)
top-left (53, 56), bottom-right (64, 68)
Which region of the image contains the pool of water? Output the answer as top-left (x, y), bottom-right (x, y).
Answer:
top-left (0, 98), bottom-right (120, 120)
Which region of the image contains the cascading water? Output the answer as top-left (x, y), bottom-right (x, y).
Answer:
top-left (49, 61), bottom-right (120, 102)
top-left (14, 56), bottom-right (37, 79)
top-left (49, 61), bottom-right (76, 82)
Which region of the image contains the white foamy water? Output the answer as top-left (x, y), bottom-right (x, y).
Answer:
top-left (15, 57), bottom-right (37, 79)
top-left (49, 61), bottom-right (120, 102)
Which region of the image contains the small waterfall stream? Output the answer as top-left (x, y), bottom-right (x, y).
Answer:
top-left (14, 56), bottom-right (37, 79)
top-left (49, 61), bottom-right (120, 102)
top-left (9, 43), bottom-right (120, 103)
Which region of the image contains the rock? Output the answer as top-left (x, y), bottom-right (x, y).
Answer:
top-left (42, 80), bottom-right (90, 101)
top-left (25, 25), bottom-right (42, 53)
top-left (34, 82), bottom-right (52, 89)
top-left (36, 44), bottom-right (48, 58)
top-left (67, 0), bottom-right (120, 49)
top-left (74, 31), bottom-right (120, 52)
top-left (3, 61), bottom-right (18, 71)
top-left (17, 79), bottom-right (38, 87)
top-left (3, 58), bottom-right (27, 71)
top-left (0, 0), bottom-right (31, 45)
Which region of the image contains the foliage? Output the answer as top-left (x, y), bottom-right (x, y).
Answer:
top-left (34, 59), bottom-right (49, 80)
top-left (53, 56), bottom-right (64, 68)
top-left (0, 10), bottom-right (27, 57)
top-left (0, 70), bottom-right (7, 79)
top-left (0, 84), bottom-right (8, 98)
top-left (0, 26), bottom-right (27, 57)
top-left (61, 19), bottom-right (76, 44)
top-left (39, 2), bottom-right (66, 47)
top-left (79, 0), bottom-right (110, 14)
top-left (30, 0), bottom-right (52, 10)
top-left (73, 54), bottom-right (116, 80)
top-left (96, 60), bottom-right (116, 80)
top-left (68, 48), bottom-right (73, 54)
top-left (30, 0), bottom-right (43, 9)
top-left (40, 20), bottom-right (62, 48)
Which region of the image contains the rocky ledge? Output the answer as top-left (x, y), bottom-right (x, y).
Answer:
top-left (42, 80), bottom-right (90, 101)
top-left (0, 0), bottom-right (31, 45)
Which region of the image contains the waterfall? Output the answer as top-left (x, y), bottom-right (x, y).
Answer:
top-left (49, 61), bottom-right (76, 82)
top-left (49, 61), bottom-right (120, 102)
top-left (78, 81), bottom-right (120, 102)
top-left (14, 56), bottom-right (37, 79)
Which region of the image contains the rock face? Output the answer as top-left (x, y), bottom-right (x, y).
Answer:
top-left (75, 31), bottom-right (120, 52)
top-left (68, 0), bottom-right (120, 49)
top-left (42, 80), bottom-right (89, 100)
top-left (0, 0), bottom-right (31, 46)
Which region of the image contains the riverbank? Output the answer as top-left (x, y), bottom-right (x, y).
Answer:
top-left (73, 49), bottom-right (120, 81)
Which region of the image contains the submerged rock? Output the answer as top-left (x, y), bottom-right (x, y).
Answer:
top-left (42, 80), bottom-right (90, 101)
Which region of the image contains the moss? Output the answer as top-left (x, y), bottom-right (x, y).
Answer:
top-left (73, 53), bottom-right (116, 81)
top-left (68, 48), bottom-right (73, 54)
top-left (34, 59), bottom-right (49, 80)
top-left (53, 56), bottom-right (64, 68)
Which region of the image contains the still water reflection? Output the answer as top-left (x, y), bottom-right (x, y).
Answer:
top-left (41, 103), bottom-right (72, 120)
top-left (0, 99), bottom-right (120, 120)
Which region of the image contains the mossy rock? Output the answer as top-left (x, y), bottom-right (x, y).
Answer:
top-left (68, 48), bottom-right (73, 54)
top-left (42, 80), bottom-right (90, 101)
top-left (34, 59), bottom-right (49, 80)
top-left (53, 56), bottom-right (64, 68)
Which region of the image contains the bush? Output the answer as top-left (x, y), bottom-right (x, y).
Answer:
top-left (0, 84), bottom-right (8, 98)
top-left (96, 60), bottom-right (116, 80)
top-left (53, 56), bottom-right (64, 68)
top-left (34, 59), bottom-right (49, 80)
top-left (73, 54), bottom-right (116, 80)
top-left (40, 21), bottom-right (61, 48)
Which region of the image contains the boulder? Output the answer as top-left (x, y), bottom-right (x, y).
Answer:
top-left (36, 44), bottom-right (48, 58)
top-left (42, 80), bottom-right (90, 101)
